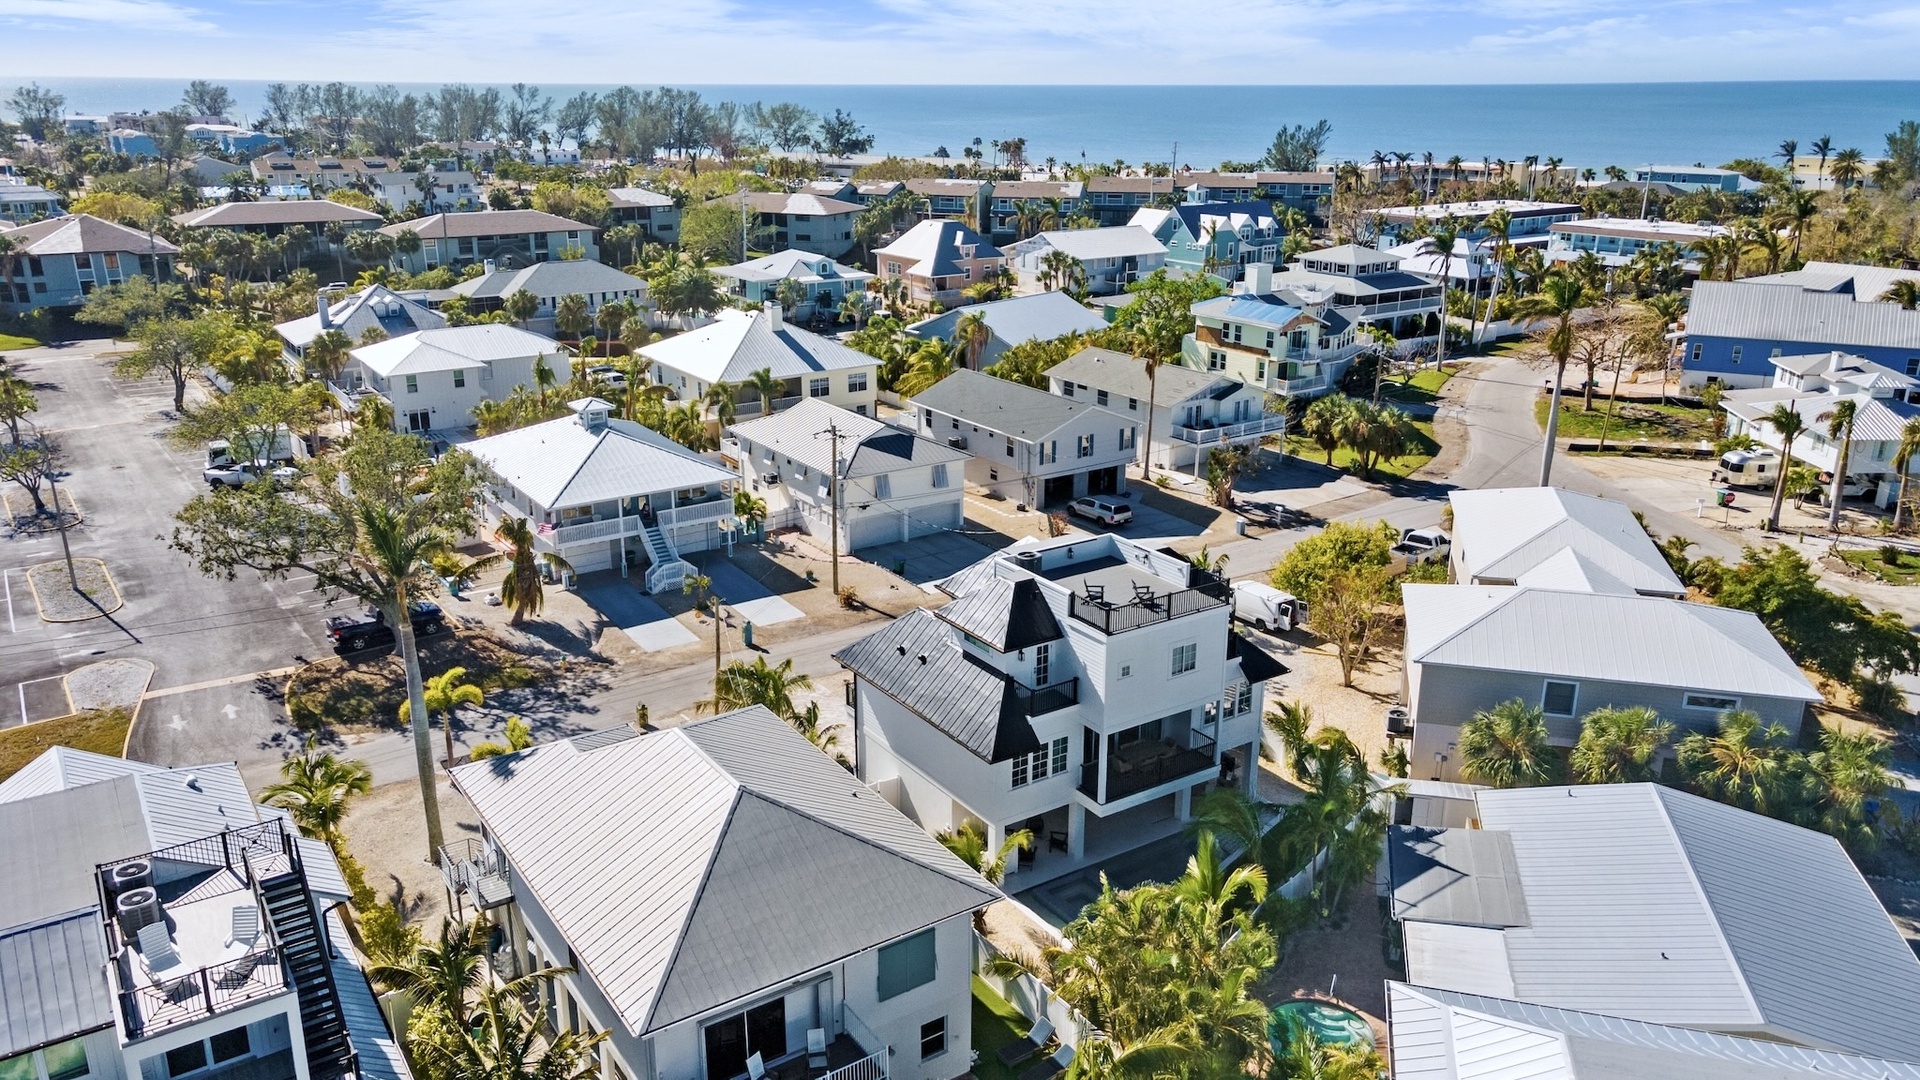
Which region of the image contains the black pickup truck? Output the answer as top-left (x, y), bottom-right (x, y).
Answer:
top-left (325, 602), bottom-right (447, 652)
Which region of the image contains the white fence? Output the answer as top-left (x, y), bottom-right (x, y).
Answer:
top-left (972, 930), bottom-right (1089, 1051)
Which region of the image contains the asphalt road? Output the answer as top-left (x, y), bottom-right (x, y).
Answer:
top-left (0, 342), bottom-right (335, 751)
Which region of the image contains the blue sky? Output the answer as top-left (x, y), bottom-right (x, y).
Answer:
top-left (8, 0), bottom-right (1920, 82)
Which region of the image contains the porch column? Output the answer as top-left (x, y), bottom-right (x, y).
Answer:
top-left (1066, 802), bottom-right (1087, 860)
top-left (986, 819), bottom-right (1013, 882)
top-left (1173, 786), bottom-right (1192, 822)
top-left (1243, 739), bottom-right (1260, 799)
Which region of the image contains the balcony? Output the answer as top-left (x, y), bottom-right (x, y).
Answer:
top-left (1009, 676), bottom-right (1078, 719)
top-left (1066, 575), bottom-right (1230, 634)
top-left (1169, 414), bottom-right (1289, 445)
top-left (439, 838), bottom-right (512, 911)
top-left (1273, 373), bottom-right (1327, 396)
top-left (100, 821), bottom-right (298, 1040)
top-left (1079, 730), bottom-right (1217, 804)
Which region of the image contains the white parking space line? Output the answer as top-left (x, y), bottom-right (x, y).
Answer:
top-left (3, 569), bottom-right (13, 633)
top-left (16, 682), bottom-right (23, 725)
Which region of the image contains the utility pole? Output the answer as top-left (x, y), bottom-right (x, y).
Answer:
top-left (816, 424), bottom-right (845, 594)
top-left (42, 435), bottom-right (76, 590)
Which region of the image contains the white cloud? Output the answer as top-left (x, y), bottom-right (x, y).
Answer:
top-left (0, 0), bottom-right (213, 31)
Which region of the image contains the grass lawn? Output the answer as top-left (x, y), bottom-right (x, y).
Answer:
top-left (1286, 417), bottom-right (1439, 481)
top-left (1536, 397), bottom-right (1715, 443)
top-left (0, 331), bottom-right (44, 351)
top-left (972, 977), bottom-right (1032, 1080)
top-left (0, 707), bottom-right (132, 783)
top-left (1840, 546), bottom-right (1920, 584)
top-left (1375, 366), bottom-right (1454, 409)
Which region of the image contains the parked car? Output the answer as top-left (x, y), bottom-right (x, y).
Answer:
top-left (1069, 496), bottom-right (1133, 526)
top-left (587, 364), bottom-right (628, 389)
top-left (325, 602), bottom-right (447, 652)
top-left (206, 427), bottom-right (307, 469)
top-left (1716, 449), bottom-right (1780, 489)
top-left (1231, 581), bottom-right (1307, 632)
top-left (1392, 527), bottom-right (1451, 565)
top-left (203, 460), bottom-right (299, 488)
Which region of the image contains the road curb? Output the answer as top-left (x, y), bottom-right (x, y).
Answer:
top-left (25, 557), bottom-right (122, 622)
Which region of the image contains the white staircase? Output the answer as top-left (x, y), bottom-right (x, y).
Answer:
top-left (642, 524), bottom-right (694, 594)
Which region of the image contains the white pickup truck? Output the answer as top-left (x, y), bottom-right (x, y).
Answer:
top-left (1392, 527), bottom-right (1451, 566)
top-left (206, 428), bottom-right (308, 470)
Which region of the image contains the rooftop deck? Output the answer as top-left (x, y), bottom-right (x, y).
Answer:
top-left (1010, 538), bottom-right (1230, 635)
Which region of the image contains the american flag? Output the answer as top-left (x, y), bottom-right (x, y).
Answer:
top-left (536, 521), bottom-right (555, 535)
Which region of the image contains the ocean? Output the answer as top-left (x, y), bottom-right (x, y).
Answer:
top-left (20, 78), bottom-right (1920, 173)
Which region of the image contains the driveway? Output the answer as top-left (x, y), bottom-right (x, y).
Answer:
top-left (697, 558), bottom-right (804, 625)
top-left (576, 574), bottom-right (697, 651)
top-left (860, 531), bottom-right (999, 589)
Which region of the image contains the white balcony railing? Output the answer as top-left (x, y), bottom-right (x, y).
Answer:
top-left (1274, 374), bottom-right (1327, 396)
top-left (549, 515), bottom-right (642, 546)
top-left (659, 499), bottom-right (732, 529)
top-left (1169, 414), bottom-right (1289, 444)
top-left (829, 1005), bottom-right (888, 1080)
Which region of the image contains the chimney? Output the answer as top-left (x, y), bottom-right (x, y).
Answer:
top-left (316, 293), bottom-right (332, 329)
top-left (764, 300), bottom-right (783, 324)
top-left (483, 258), bottom-right (496, 275)
top-left (1242, 263), bottom-right (1272, 295)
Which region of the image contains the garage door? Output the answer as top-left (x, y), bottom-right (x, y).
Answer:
top-left (566, 542), bottom-right (613, 574)
top-left (907, 501), bottom-right (962, 539)
top-left (847, 511), bottom-right (903, 551)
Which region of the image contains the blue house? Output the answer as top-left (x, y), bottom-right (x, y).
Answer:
top-left (1130, 201), bottom-right (1282, 278)
top-left (1633, 166), bottom-right (1754, 193)
top-left (1681, 279), bottom-right (1920, 389)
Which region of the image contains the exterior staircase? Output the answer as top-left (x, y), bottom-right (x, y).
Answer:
top-left (642, 524), bottom-right (694, 594)
top-left (259, 871), bottom-right (356, 1080)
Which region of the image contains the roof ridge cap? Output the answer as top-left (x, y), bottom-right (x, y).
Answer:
top-left (1409, 586), bottom-right (1525, 662)
top-left (1644, 785), bottom-right (1766, 1025)
top-left (637, 731), bottom-right (740, 1034)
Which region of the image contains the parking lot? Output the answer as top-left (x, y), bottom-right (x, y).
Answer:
top-left (1, 343), bottom-right (334, 760)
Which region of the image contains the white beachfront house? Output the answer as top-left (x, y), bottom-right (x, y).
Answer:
top-left (335, 324), bottom-right (563, 435)
top-left (462, 398), bottom-right (738, 591)
top-left (640, 304), bottom-right (879, 419)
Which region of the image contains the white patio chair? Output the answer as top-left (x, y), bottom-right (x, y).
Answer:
top-left (807, 1028), bottom-right (829, 1070)
top-left (136, 922), bottom-right (181, 974)
top-left (746, 1053), bottom-right (767, 1080)
top-left (227, 904), bottom-right (260, 947)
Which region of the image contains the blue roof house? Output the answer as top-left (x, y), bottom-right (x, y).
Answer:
top-left (1681, 279), bottom-right (1920, 390)
top-left (1129, 202), bottom-right (1282, 279)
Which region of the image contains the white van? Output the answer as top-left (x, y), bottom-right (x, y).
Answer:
top-left (1717, 449), bottom-right (1779, 488)
top-left (1231, 581), bottom-right (1307, 632)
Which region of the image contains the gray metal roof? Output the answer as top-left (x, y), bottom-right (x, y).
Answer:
top-left (450, 260), bottom-right (648, 301)
top-left (834, 609), bottom-right (1045, 763)
top-left (1688, 278), bottom-right (1920, 349)
top-left (1744, 261), bottom-right (1920, 304)
top-left (0, 747), bottom-right (160, 802)
top-left (872, 220), bottom-right (1003, 277)
top-left (1390, 826), bottom-right (1530, 928)
top-left (1449, 488), bottom-right (1687, 596)
top-left (712, 250), bottom-right (874, 287)
top-left (0, 776), bottom-right (154, 927)
top-left (326, 909), bottom-right (408, 1080)
top-left (607, 187), bottom-right (675, 209)
top-left (450, 708), bottom-right (996, 1036)
top-left (1013, 226), bottom-right (1166, 262)
top-left (1388, 982), bottom-right (1920, 1080)
top-left (0, 913), bottom-right (114, 1058)
top-left (728, 399), bottom-right (968, 480)
top-left (640, 307), bottom-right (876, 385)
top-left (174, 200), bottom-right (380, 227)
top-left (381, 209), bottom-right (597, 238)
top-left (906, 292), bottom-right (1107, 349)
top-left (350, 324), bottom-right (561, 378)
top-left (911, 368), bottom-right (1116, 440)
top-left (464, 412), bottom-right (736, 509)
top-left (1, 214), bottom-right (179, 256)
top-left (933, 575), bottom-right (1061, 652)
top-left (1428, 784), bottom-right (1920, 1060)
top-left (714, 191), bottom-right (863, 217)
top-left (1723, 383), bottom-right (1920, 442)
top-left (1048, 347), bottom-right (1230, 407)
top-left (1403, 584), bottom-right (1819, 702)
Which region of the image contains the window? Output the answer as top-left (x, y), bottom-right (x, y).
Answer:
top-left (1256, 359), bottom-right (1267, 382)
top-left (1096, 390), bottom-right (1109, 407)
top-left (405, 374), bottom-right (419, 394)
top-left (453, 370), bottom-right (466, 388)
top-left (931, 463), bottom-right (949, 488)
top-left (809, 377), bottom-right (830, 397)
top-left (1077, 434), bottom-right (1094, 458)
top-left (988, 468), bottom-right (998, 481)
top-left (873, 474), bottom-right (891, 499)
top-left (1222, 681), bottom-right (1253, 718)
top-left (209, 1029), bottom-right (250, 1065)
top-left (1729, 346), bottom-right (1742, 365)
top-left (877, 929), bottom-right (937, 1000)
top-left (42, 1043), bottom-right (88, 1080)
top-left (1060, 382), bottom-right (1073, 397)
top-left (0, 1055), bottom-right (33, 1080)
top-left (952, 417), bottom-right (960, 430)
top-left (848, 371), bottom-right (868, 393)
top-left (1013, 737), bottom-right (1071, 787)
top-left (1006, 437), bottom-right (1016, 457)
top-left (1208, 350), bottom-right (1226, 371)
top-left (1120, 428), bottom-right (1136, 450)
top-left (1684, 692), bottom-right (1740, 712)
top-left (1127, 397), bottom-right (1137, 411)
top-left (165, 1044), bottom-right (208, 1079)
top-left (1119, 663), bottom-right (1132, 678)
top-left (1689, 343), bottom-right (1703, 363)
top-left (921, 1018), bottom-right (948, 1059)
top-left (1034, 642), bottom-right (1050, 686)
top-left (1171, 643), bottom-right (1197, 676)
top-left (1541, 680), bottom-right (1578, 716)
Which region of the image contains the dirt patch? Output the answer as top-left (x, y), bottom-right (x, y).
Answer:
top-left (1, 490), bottom-right (83, 534)
top-left (25, 557), bottom-right (121, 620)
top-left (1257, 884), bottom-right (1395, 1043)
top-left (65, 659), bottom-right (154, 713)
top-left (1259, 628), bottom-right (1403, 774)
top-left (340, 774), bottom-right (480, 931)
top-left (0, 708), bottom-right (133, 783)
top-left (286, 630), bottom-right (555, 733)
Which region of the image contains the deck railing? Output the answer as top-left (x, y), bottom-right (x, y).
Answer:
top-left (1066, 577), bottom-right (1230, 635)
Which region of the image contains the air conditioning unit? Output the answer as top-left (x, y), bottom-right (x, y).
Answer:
top-left (107, 859), bottom-right (154, 901)
top-left (948, 436), bottom-right (968, 450)
top-left (762, 472), bottom-right (781, 486)
top-left (115, 887), bottom-right (165, 940)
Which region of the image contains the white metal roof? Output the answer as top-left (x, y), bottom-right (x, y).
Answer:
top-left (350, 324), bottom-right (560, 378)
top-left (275, 285), bottom-right (447, 349)
top-left (450, 709), bottom-right (996, 1037)
top-left (0, 746), bottom-right (161, 802)
top-left (639, 307), bottom-right (876, 385)
top-left (712, 249), bottom-right (874, 286)
top-left (727, 398), bottom-right (967, 480)
top-left (464, 411), bottom-right (735, 509)
top-left (1448, 488), bottom-right (1685, 596)
top-left (1011, 225), bottom-right (1167, 261)
top-left (1402, 584), bottom-right (1820, 702)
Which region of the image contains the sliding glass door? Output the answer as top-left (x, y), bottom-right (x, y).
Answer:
top-left (703, 999), bottom-right (788, 1080)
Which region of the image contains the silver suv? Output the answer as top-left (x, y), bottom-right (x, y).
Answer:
top-left (1069, 496), bottom-right (1133, 526)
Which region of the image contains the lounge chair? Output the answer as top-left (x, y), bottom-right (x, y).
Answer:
top-left (1020, 1046), bottom-right (1075, 1080)
top-left (996, 1017), bottom-right (1053, 1067)
top-left (227, 904), bottom-right (260, 948)
top-left (806, 1029), bottom-right (829, 1071)
top-left (137, 922), bottom-right (181, 974)
top-left (747, 1053), bottom-right (767, 1080)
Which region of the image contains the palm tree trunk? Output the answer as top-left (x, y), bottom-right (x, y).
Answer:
top-left (443, 709), bottom-right (456, 770)
top-left (1898, 471), bottom-right (1911, 531)
top-left (1769, 464), bottom-right (1790, 531)
top-left (1139, 355), bottom-right (1156, 479)
top-left (393, 591), bottom-right (445, 862)
top-left (1829, 438), bottom-right (1851, 531)
top-left (1538, 358), bottom-right (1568, 486)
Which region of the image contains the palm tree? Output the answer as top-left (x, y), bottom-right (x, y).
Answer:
top-left (1879, 280), bottom-right (1920, 310)
top-left (1768, 188), bottom-right (1819, 262)
top-left (305, 328), bottom-right (352, 383)
top-left (1811, 135), bottom-right (1833, 186)
top-left (422, 981), bottom-right (603, 1080)
top-left (895, 339), bottom-right (956, 396)
top-left (1777, 138), bottom-right (1799, 174)
top-left (1676, 709), bottom-right (1793, 814)
top-left (493, 517), bottom-right (572, 625)
top-left (935, 820), bottom-right (1032, 886)
top-left (400, 666), bottom-right (485, 767)
top-left (260, 742), bottom-right (373, 850)
top-left (1512, 270), bottom-right (1589, 485)
top-left (1831, 147), bottom-right (1866, 190)
top-left (1741, 219), bottom-right (1786, 276)
top-left (595, 297), bottom-right (631, 351)
top-left (745, 366), bottom-right (785, 415)
top-left (553, 293), bottom-right (590, 343)
top-left (952, 310), bottom-right (990, 372)
top-left (369, 917), bottom-right (492, 1025)
top-left (1458, 699), bottom-right (1559, 787)
top-left (502, 289), bottom-right (539, 329)
top-left (702, 381), bottom-right (736, 427)
top-left (1427, 218), bottom-right (1461, 369)
top-left (1893, 417), bottom-right (1920, 530)
top-left (1570, 706), bottom-right (1673, 784)
top-left (1819, 398), bottom-right (1858, 530)
top-left (1761, 401), bottom-right (1807, 531)
top-left (699, 655), bottom-right (813, 719)
top-left (1263, 701), bottom-right (1314, 780)
top-left (1690, 233), bottom-right (1743, 283)
top-left (732, 489), bottom-right (767, 538)
top-left (1299, 395), bottom-right (1350, 466)
top-left (1804, 727), bottom-right (1892, 852)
